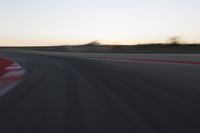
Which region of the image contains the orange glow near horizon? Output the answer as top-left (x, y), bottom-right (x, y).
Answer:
top-left (0, 37), bottom-right (200, 46)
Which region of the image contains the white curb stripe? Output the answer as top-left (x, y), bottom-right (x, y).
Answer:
top-left (0, 60), bottom-right (25, 98)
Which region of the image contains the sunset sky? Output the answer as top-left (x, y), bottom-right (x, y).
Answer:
top-left (0, 0), bottom-right (200, 46)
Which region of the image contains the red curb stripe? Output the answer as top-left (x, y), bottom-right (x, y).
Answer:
top-left (0, 58), bottom-right (14, 76)
top-left (0, 57), bottom-right (25, 97)
top-left (89, 57), bottom-right (200, 65)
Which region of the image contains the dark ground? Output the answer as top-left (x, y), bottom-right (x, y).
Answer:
top-left (1, 43), bottom-right (200, 53)
top-left (0, 51), bottom-right (200, 133)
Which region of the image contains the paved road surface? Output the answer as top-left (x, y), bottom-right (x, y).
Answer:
top-left (1, 51), bottom-right (200, 133)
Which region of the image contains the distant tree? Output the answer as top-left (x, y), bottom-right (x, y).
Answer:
top-left (85, 41), bottom-right (101, 46)
top-left (169, 36), bottom-right (180, 45)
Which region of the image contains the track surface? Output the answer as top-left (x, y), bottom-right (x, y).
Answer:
top-left (1, 51), bottom-right (200, 133)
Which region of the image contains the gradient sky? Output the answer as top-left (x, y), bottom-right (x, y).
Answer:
top-left (0, 0), bottom-right (200, 46)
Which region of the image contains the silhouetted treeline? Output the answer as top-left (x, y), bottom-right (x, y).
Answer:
top-left (1, 43), bottom-right (200, 53)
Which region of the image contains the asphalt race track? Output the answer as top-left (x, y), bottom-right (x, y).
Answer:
top-left (1, 51), bottom-right (200, 133)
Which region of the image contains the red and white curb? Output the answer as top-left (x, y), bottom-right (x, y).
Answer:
top-left (0, 57), bottom-right (25, 97)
